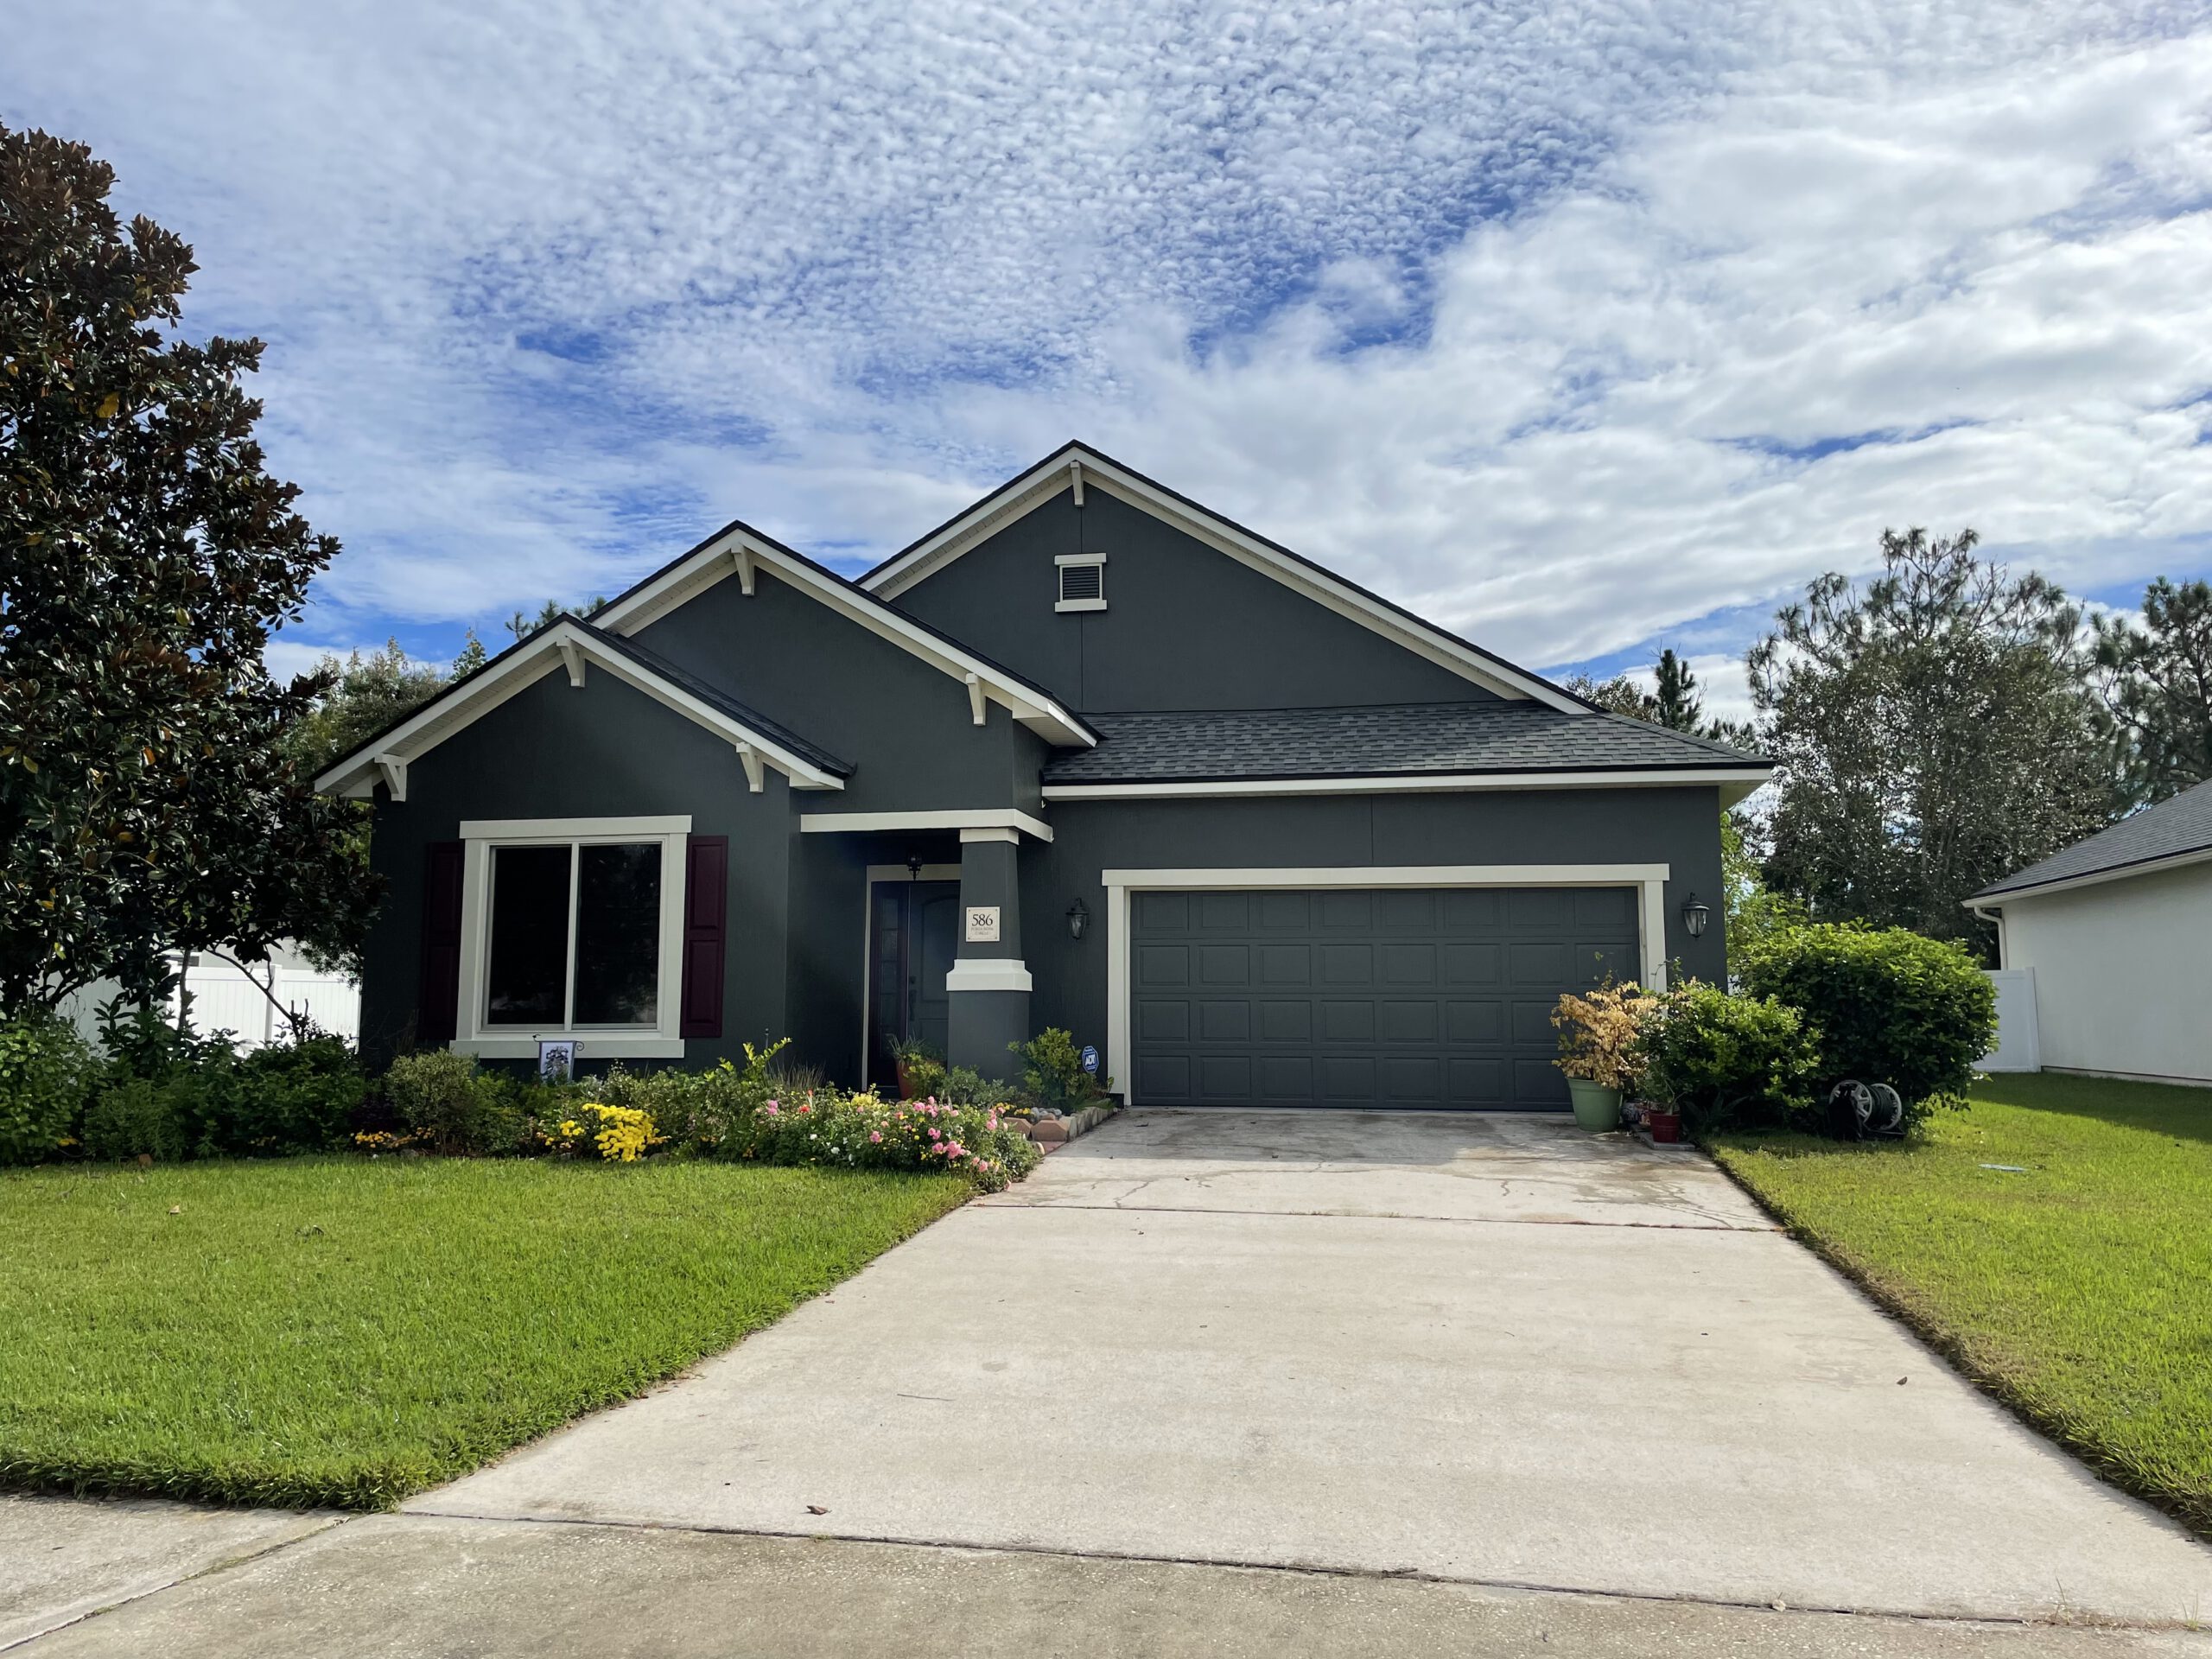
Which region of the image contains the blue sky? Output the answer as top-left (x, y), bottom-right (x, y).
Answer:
top-left (11, 2), bottom-right (2212, 721)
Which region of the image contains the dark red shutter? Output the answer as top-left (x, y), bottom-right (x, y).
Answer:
top-left (679, 836), bottom-right (728, 1039)
top-left (418, 841), bottom-right (465, 1044)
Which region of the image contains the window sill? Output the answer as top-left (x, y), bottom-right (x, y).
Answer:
top-left (1054, 598), bottom-right (1108, 613)
top-left (451, 1036), bottom-right (687, 1060)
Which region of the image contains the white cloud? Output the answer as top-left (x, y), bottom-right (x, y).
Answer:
top-left (6, 3), bottom-right (2210, 672)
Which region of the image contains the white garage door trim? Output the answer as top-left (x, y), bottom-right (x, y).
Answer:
top-left (1100, 865), bottom-right (1672, 1103)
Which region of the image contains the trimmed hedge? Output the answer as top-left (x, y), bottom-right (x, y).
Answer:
top-left (1741, 924), bottom-right (1993, 1116)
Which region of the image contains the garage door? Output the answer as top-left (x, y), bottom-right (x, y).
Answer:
top-left (1129, 887), bottom-right (1641, 1109)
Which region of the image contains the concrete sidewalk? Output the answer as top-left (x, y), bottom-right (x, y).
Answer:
top-left (404, 1110), bottom-right (2212, 1626)
top-left (11, 1507), bottom-right (2210, 1657)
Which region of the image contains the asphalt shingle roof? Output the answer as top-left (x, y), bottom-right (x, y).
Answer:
top-left (1974, 777), bottom-right (2212, 899)
top-left (1038, 701), bottom-right (1770, 785)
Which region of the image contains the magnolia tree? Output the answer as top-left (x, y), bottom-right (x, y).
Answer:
top-left (0, 126), bottom-right (379, 1012)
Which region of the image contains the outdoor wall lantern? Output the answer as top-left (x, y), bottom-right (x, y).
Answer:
top-left (1681, 893), bottom-right (1711, 938)
top-left (906, 855), bottom-right (923, 881)
top-left (1066, 898), bottom-right (1090, 941)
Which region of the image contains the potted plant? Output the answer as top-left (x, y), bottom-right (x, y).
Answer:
top-left (889, 1038), bottom-right (939, 1102)
top-left (1551, 980), bottom-right (1653, 1131)
top-left (1641, 1102), bottom-right (1683, 1143)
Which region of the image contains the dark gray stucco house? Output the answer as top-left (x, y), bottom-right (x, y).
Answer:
top-left (317, 443), bottom-right (1771, 1109)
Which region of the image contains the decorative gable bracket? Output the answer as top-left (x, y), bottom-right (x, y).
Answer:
top-left (372, 753), bottom-right (408, 803)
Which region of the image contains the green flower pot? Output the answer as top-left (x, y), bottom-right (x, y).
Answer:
top-left (1566, 1078), bottom-right (1623, 1131)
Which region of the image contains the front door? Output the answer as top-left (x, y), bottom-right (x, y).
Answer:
top-left (868, 880), bottom-right (960, 1084)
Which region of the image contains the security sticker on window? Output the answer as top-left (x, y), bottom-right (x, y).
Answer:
top-left (964, 906), bottom-right (1001, 943)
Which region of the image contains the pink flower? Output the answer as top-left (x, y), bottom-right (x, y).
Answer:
top-left (985, 1116), bottom-right (997, 1130)
top-left (928, 1127), bottom-right (940, 1141)
top-left (762, 1101), bottom-right (779, 1116)
top-left (868, 1130), bottom-right (882, 1143)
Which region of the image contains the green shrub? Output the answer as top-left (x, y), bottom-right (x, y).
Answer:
top-left (83, 1077), bottom-right (191, 1162)
top-left (593, 1047), bottom-right (774, 1158)
top-left (188, 1035), bottom-right (365, 1156)
top-left (881, 1052), bottom-right (1017, 1110)
top-left (1011, 1027), bottom-right (1109, 1113)
top-left (0, 1012), bottom-right (98, 1165)
top-left (1741, 924), bottom-right (1994, 1116)
top-left (382, 1050), bottom-right (528, 1156)
top-left (1637, 982), bottom-right (1823, 1132)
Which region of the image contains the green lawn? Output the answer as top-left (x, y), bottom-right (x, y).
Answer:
top-left (0, 1156), bottom-right (968, 1510)
top-left (1707, 1071), bottom-right (2212, 1532)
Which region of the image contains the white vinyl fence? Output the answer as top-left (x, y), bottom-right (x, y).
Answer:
top-left (1980, 968), bottom-right (2041, 1072)
top-left (179, 956), bottom-right (360, 1049)
top-left (57, 945), bottom-right (360, 1053)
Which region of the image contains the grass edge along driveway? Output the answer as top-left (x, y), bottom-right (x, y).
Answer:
top-left (0, 1156), bottom-right (969, 1510)
top-left (1707, 1071), bottom-right (2212, 1536)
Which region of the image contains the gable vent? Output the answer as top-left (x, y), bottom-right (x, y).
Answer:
top-left (1056, 554), bottom-right (1106, 612)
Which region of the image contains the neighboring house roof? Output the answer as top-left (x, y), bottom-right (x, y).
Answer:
top-left (1972, 778), bottom-right (2212, 903)
top-left (587, 514), bottom-right (1097, 748)
top-left (1039, 702), bottom-right (1773, 802)
top-left (314, 616), bottom-right (853, 802)
top-left (858, 441), bottom-right (1597, 716)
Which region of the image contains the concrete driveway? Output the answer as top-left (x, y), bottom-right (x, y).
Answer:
top-left (397, 1109), bottom-right (2212, 1628)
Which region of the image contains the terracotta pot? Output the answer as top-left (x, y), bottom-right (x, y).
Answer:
top-left (1645, 1109), bottom-right (1683, 1143)
top-left (893, 1058), bottom-right (912, 1101)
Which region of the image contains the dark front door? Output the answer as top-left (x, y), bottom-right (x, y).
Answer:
top-left (869, 880), bottom-right (960, 1084)
top-left (1128, 887), bottom-right (1641, 1109)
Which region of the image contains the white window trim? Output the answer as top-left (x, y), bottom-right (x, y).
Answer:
top-left (1099, 864), bottom-right (1672, 1103)
top-left (1055, 551), bottom-right (1107, 613)
top-left (453, 815), bottom-right (693, 1060)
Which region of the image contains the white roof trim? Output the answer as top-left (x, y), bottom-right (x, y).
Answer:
top-left (314, 621), bottom-right (847, 798)
top-left (798, 808), bottom-right (1054, 842)
top-left (862, 445), bottom-right (1587, 714)
top-left (1967, 843), bottom-right (2212, 906)
top-left (1044, 766), bottom-right (1773, 806)
top-left (592, 524), bottom-right (1095, 748)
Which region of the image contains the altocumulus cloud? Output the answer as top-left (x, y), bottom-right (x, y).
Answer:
top-left (8, 1), bottom-right (2211, 694)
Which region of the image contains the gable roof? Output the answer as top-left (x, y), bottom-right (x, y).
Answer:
top-left (1039, 702), bottom-right (1772, 804)
top-left (314, 616), bottom-right (853, 801)
top-left (860, 442), bottom-right (1596, 715)
top-left (1972, 779), bottom-right (2212, 903)
top-left (588, 515), bottom-right (1096, 747)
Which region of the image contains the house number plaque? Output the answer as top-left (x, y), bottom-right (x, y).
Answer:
top-left (964, 906), bottom-right (1001, 943)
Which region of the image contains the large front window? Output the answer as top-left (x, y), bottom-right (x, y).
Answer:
top-left (485, 841), bottom-right (663, 1027)
top-left (456, 816), bottom-right (691, 1058)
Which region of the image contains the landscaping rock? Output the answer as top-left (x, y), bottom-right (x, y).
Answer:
top-left (1030, 1119), bottom-right (1070, 1145)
